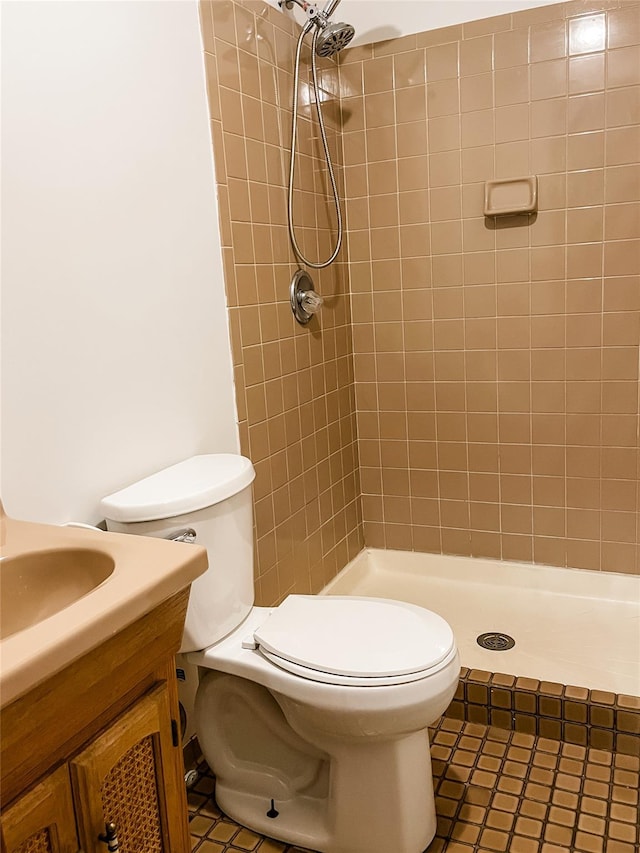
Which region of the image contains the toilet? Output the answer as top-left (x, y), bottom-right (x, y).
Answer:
top-left (101, 454), bottom-right (460, 853)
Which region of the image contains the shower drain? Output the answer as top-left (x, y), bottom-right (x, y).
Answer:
top-left (477, 632), bottom-right (515, 651)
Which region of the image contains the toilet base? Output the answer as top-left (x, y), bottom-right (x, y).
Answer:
top-left (214, 727), bottom-right (437, 853)
top-left (197, 671), bottom-right (438, 853)
top-left (215, 784), bottom-right (330, 852)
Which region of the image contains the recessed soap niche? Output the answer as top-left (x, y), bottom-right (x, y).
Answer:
top-left (484, 176), bottom-right (538, 217)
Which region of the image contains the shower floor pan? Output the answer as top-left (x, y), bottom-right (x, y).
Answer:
top-left (324, 549), bottom-right (640, 697)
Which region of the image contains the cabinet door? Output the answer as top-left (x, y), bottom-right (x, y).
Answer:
top-left (70, 682), bottom-right (189, 853)
top-left (0, 765), bottom-right (79, 853)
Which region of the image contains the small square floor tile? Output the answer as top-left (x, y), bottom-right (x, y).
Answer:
top-left (186, 715), bottom-right (639, 853)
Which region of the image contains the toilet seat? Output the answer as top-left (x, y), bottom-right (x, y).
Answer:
top-left (252, 595), bottom-right (455, 687)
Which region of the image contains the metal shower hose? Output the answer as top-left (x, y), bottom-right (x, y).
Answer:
top-left (287, 21), bottom-right (344, 269)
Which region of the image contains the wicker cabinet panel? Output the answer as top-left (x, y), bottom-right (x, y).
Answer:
top-left (0, 765), bottom-right (78, 853)
top-left (13, 829), bottom-right (52, 853)
top-left (100, 734), bottom-right (163, 852)
top-left (70, 682), bottom-right (187, 853)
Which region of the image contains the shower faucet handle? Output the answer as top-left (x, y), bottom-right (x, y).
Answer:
top-left (299, 289), bottom-right (324, 315)
top-left (290, 269), bottom-right (323, 325)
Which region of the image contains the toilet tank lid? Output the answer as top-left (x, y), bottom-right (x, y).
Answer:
top-left (100, 454), bottom-right (255, 522)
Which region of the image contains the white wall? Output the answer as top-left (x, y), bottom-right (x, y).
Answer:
top-left (1, 1), bottom-right (238, 525)
top-left (273, 0), bottom-right (561, 45)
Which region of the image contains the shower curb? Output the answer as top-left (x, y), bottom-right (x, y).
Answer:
top-left (446, 668), bottom-right (640, 758)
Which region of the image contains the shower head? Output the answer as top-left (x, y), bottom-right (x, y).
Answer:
top-left (314, 20), bottom-right (355, 56)
top-left (279, 0), bottom-right (355, 55)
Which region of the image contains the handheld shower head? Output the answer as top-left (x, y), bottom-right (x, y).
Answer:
top-left (279, 0), bottom-right (354, 56)
top-left (315, 20), bottom-right (355, 56)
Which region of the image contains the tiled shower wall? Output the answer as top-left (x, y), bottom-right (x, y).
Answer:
top-left (339, 0), bottom-right (640, 574)
top-left (199, 0), bottom-right (362, 604)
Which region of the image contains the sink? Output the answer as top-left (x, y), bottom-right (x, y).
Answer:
top-left (0, 549), bottom-right (115, 639)
top-left (0, 503), bottom-right (208, 708)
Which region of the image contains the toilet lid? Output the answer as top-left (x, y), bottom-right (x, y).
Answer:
top-left (253, 595), bottom-right (455, 686)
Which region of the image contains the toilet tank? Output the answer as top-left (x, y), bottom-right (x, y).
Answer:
top-left (100, 454), bottom-right (256, 652)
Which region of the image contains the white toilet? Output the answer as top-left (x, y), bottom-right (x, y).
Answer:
top-left (101, 454), bottom-right (460, 853)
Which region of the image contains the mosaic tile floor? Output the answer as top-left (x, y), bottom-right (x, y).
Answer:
top-left (188, 717), bottom-right (639, 853)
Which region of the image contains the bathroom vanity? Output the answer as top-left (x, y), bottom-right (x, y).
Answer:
top-left (0, 510), bottom-right (207, 853)
top-left (0, 591), bottom-right (190, 852)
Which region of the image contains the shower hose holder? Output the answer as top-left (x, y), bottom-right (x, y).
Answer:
top-left (279, 0), bottom-right (322, 23)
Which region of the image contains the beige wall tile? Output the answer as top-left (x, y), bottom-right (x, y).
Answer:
top-left (568, 130), bottom-right (604, 170)
top-left (363, 56), bottom-right (394, 94)
top-left (428, 78), bottom-right (461, 117)
top-left (530, 20), bottom-right (567, 63)
top-left (606, 85), bottom-right (640, 127)
top-left (569, 13), bottom-right (606, 56)
top-left (460, 73), bottom-right (494, 112)
top-left (531, 58), bottom-right (568, 100)
top-left (461, 36), bottom-right (493, 76)
top-left (569, 51), bottom-right (605, 93)
top-left (495, 28), bottom-right (529, 69)
top-left (496, 66), bottom-right (530, 106)
top-left (394, 50), bottom-right (427, 88)
top-left (426, 42), bottom-right (459, 81)
top-left (569, 91), bottom-right (605, 132)
top-left (395, 86), bottom-right (427, 123)
top-left (531, 97), bottom-right (568, 137)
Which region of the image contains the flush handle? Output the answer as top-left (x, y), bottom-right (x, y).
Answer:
top-left (163, 527), bottom-right (197, 544)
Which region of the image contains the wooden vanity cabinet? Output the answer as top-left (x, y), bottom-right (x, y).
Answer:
top-left (0, 590), bottom-right (192, 853)
top-left (0, 765), bottom-right (78, 853)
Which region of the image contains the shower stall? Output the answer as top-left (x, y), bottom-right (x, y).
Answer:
top-left (200, 0), bottom-right (640, 610)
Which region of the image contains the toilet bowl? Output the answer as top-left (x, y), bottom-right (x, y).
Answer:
top-left (101, 454), bottom-right (460, 853)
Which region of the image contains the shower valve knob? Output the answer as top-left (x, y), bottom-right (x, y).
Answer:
top-left (299, 289), bottom-right (323, 314)
top-left (290, 269), bottom-right (322, 325)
